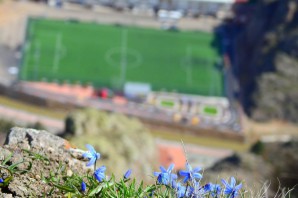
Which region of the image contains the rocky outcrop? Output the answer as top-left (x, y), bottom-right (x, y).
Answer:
top-left (0, 127), bottom-right (89, 197)
top-left (230, 0), bottom-right (298, 121)
top-left (203, 152), bottom-right (274, 196)
top-left (203, 140), bottom-right (298, 197)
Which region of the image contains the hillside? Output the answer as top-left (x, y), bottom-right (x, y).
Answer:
top-left (204, 139), bottom-right (298, 197)
top-left (230, 0), bottom-right (298, 122)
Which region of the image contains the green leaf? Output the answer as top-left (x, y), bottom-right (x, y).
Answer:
top-left (0, 176), bottom-right (13, 187)
top-left (18, 161), bottom-right (33, 174)
top-left (0, 165), bottom-right (13, 187)
top-left (88, 181), bottom-right (115, 196)
top-left (1, 152), bottom-right (13, 166)
top-left (88, 183), bottom-right (105, 196)
top-left (51, 182), bottom-right (76, 193)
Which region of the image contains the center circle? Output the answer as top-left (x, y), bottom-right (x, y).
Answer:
top-left (105, 47), bottom-right (142, 69)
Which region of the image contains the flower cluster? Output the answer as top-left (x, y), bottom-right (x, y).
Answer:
top-left (81, 144), bottom-right (132, 193)
top-left (153, 162), bottom-right (243, 198)
top-left (80, 144), bottom-right (242, 197)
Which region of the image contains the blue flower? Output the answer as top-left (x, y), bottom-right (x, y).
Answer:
top-left (176, 182), bottom-right (187, 198)
top-left (94, 165), bottom-right (106, 182)
top-left (154, 163), bottom-right (177, 185)
top-left (0, 178), bottom-right (3, 183)
top-left (82, 144), bottom-right (100, 167)
top-left (172, 180), bottom-right (177, 188)
top-left (175, 182), bottom-right (193, 198)
top-left (179, 163), bottom-right (202, 183)
top-left (124, 169), bottom-right (132, 179)
top-left (204, 183), bottom-right (212, 191)
top-left (204, 183), bottom-right (221, 197)
top-left (81, 181), bottom-right (86, 192)
top-left (222, 177), bottom-right (242, 198)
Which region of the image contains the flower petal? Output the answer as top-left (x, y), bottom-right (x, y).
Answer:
top-left (221, 179), bottom-right (228, 187)
top-left (183, 176), bottom-right (190, 183)
top-left (171, 173), bottom-right (178, 180)
top-left (193, 173), bottom-right (202, 179)
top-left (193, 167), bottom-right (201, 173)
top-left (224, 187), bottom-right (233, 195)
top-left (98, 165), bottom-right (106, 172)
top-left (186, 163), bottom-right (192, 171)
top-left (81, 181), bottom-right (86, 192)
top-left (85, 144), bottom-right (96, 154)
top-left (235, 183), bottom-right (242, 191)
top-left (124, 169), bottom-right (132, 179)
top-left (160, 166), bottom-right (167, 173)
top-left (86, 157), bottom-right (96, 167)
top-left (82, 152), bottom-right (92, 159)
top-left (230, 177), bottom-right (236, 187)
top-left (179, 170), bottom-right (189, 176)
top-left (167, 163), bottom-right (174, 172)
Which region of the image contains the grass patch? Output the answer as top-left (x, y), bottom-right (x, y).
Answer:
top-left (160, 100), bottom-right (175, 108)
top-left (151, 129), bottom-right (249, 151)
top-left (0, 95), bottom-right (67, 120)
top-left (202, 105), bottom-right (218, 116)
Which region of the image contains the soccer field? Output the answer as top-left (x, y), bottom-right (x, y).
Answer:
top-left (20, 18), bottom-right (224, 96)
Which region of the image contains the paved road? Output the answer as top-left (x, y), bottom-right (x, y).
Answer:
top-left (0, 104), bottom-right (64, 133)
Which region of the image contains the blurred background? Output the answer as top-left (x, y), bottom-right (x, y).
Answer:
top-left (0, 0), bottom-right (297, 196)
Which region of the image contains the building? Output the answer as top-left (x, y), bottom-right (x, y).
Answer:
top-left (97, 0), bottom-right (247, 18)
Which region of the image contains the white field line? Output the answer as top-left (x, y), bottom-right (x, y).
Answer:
top-left (23, 41), bottom-right (31, 80)
top-left (209, 61), bottom-right (216, 96)
top-left (120, 29), bottom-right (128, 84)
top-left (34, 41), bottom-right (41, 80)
top-left (53, 33), bottom-right (62, 73)
top-left (23, 23), bottom-right (35, 80)
top-left (186, 46), bottom-right (193, 85)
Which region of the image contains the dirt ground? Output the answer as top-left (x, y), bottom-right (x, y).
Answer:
top-left (242, 113), bottom-right (298, 142)
top-left (0, 0), bottom-right (220, 48)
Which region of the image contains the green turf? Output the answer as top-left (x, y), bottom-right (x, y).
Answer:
top-left (203, 106), bottom-right (218, 116)
top-left (20, 18), bottom-right (223, 96)
top-left (160, 100), bottom-right (176, 108)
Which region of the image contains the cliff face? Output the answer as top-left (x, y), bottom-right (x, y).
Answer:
top-left (232, 0), bottom-right (298, 121)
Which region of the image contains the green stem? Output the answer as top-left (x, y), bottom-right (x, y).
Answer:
top-left (184, 183), bottom-right (189, 197)
top-left (0, 165), bottom-right (13, 187)
top-left (94, 161), bottom-right (97, 172)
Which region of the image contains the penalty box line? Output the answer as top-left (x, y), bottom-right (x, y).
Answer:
top-left (53, 32), bottom-right (63, 73)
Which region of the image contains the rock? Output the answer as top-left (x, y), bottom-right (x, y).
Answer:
top-left (0, 127), bottom-right (90, 197)
top-left (4, 127), bottom-right (66, 150)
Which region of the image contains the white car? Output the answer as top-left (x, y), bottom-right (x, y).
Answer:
top-left (8, 67), bottom-right (19, 75)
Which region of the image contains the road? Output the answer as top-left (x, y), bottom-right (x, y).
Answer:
top-left (0, 0), bottom-right (221, 49)
top-left (0, 104), bottom-right (64, 133)
top-left (0, 103), bottom-right (233, 169)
